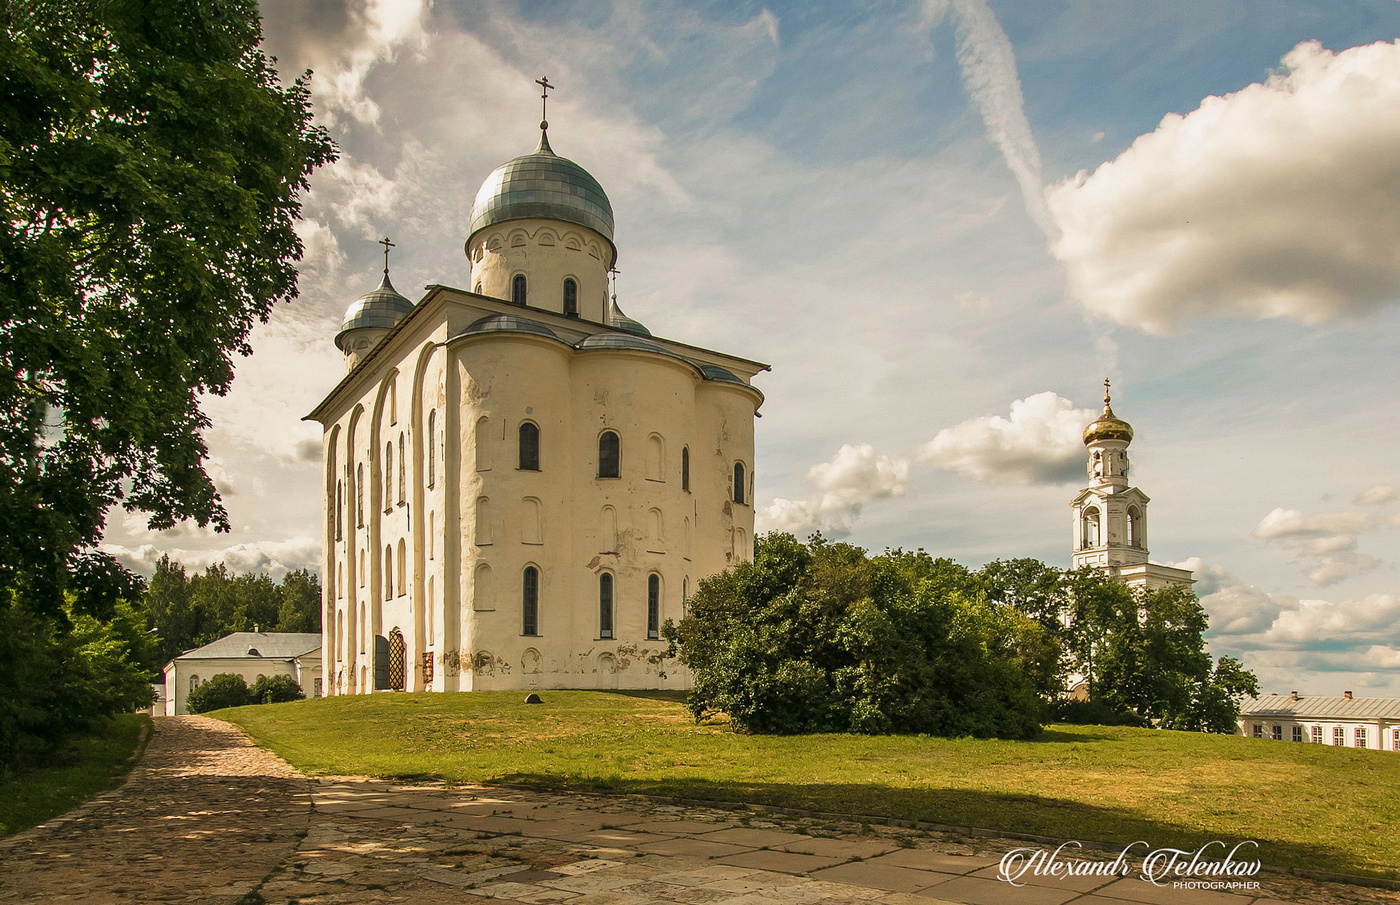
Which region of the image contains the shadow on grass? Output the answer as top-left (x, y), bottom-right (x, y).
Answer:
top-left (492, 772), bottom-right (1371, 878)
top-left (600, 689), bottom-right (691, 704)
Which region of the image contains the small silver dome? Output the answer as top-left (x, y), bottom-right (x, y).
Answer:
top-left (468, 132), bottom-right (615, 255)
top-left (335, 273), bottom-right (415, 351)
top-left (699, 365), bottom-right (743, 384)
top-left (575, 332), bottom-right (670, 355)
top-left (457, 314), bottom-right (560, 340)
top-left (607, 297), bottom-right (651, 336)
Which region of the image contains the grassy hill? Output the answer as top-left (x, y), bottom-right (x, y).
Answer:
top-left (220, 690), bottom-right (1400, 878)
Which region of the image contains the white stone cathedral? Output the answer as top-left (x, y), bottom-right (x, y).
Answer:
top-left (1070, 382), bottom-right (1193, 590)
top-left (308, 109), bottom-right (766, 695)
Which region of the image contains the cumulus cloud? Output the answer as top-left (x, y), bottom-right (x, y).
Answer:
top-left (103, 537), bottom-right (321, 580)
top-left (922, 0), bottom-right (1053, 236)
top-left (915, 392), bottom-right (1094, 484)
top-left (1354, 484), bottom-right (1398, 506)
top-left (1252, 507), bottom-right (1381, 585)
top-left (757, 444), bottom-right (910, 539)
top-left (1048, 40), bottom-right (1400, 334)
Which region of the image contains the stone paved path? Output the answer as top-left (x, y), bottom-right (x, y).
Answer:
top-left (2, 718), bottom-right (1396, 905)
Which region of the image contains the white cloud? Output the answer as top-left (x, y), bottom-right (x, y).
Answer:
top-left (1354, 484), bottom-right (1398, 506)
top-left (303, 0), bottom-right (430, 127)
top-left (103, 536), bottom-right (321, 580)
top-left (1251, 507), bottom-right (1382, 586)
top-left (1048, 40), bottom-right (1400, 334)
top-left (922, 0), bottom-right (1053, 236)
top-left (915, 392), bottom-right (1094, 484)
top-left (757, 444), bottom-right (910, 539)
top-left (1305, 555), bottom-right (1380, 588)
top-left (1252, 508), bottom-right (1375, 540)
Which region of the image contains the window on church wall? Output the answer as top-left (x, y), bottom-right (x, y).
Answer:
top-left (360, 602), bottom-right (366, 652)
top-left (398, 432), bottom-right (405, 504)
top-left (681, 446), bottom-right (690, 492)
top-left (682, 577), bottom-right (688, 617)
top-left (599, 573), bottom-right (614, 639)
top-left (428, 410), bottom-right (436, 487)
top-left (519, 422), bottom-right (540, 471)
top-left (336, 481), bottom-right (343, 540)
top-left (646, 435), bottom-right (664, 481)
top-left (522, 566), bottom-right (539, 636)
top-left (475, 417), bottom-right (492, 471)
top-left (647, 574), bottom-right (660, 640)
top-left (397, 539), bottom-right (407, 596)
top-left (427, 576), bottom-right (435, 641)
top-left (388, 379), bottom-right (397, 424)
top-left (598, 431), bottom-right (620, 478)
top-left (474, 562), bottom-right (494, 611)
top-left (512, 274), bottom-right (527, 306)
top-left (521, 497), bottom-right (543, 544)
top-left (733, 462), bottom-right (746, 505)
top-left (475, 497), bottom-right (492, 545)
top-left (647, 508), bottom-right (663, 552)
top-left (600, 506), bottom-right (617, 553)
top-left (357, 465), bottom-right (364, 526)
top-left (734, 527), bottom-right (748, 562)
top-left (563, 278), bottom-right (578, 317)
top-left (1128, 506), bottom-right (1142, 547)
top-left (384, 545), bottom-right (393, 599)
top-left (384, 443), bottom-right (393, 512)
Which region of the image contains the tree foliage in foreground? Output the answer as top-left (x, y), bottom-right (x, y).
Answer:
top-left (0, 0), bottom-right (334, 772)
top-left (669, 535), bottom-right (1257, 738)
top-left (667, 534), bottom-right (1050, 739)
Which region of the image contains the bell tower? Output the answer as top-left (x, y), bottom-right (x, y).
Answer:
top-left (1070, 381), bottom-right (1192, 589)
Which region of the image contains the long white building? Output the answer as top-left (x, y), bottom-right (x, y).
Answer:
top-left (1238, 692), bottom-right (1400, 751)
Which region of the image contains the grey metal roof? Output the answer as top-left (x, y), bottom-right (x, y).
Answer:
top-left (468, 132), bottom-right (615, 248)
top-left (175, 632), bottom-right (322, 661)
top-left (575, 332), bottom-right (672, 355)
top-left (1239, 693), bottom-right (1400, 721)
top-left (335, 273), bottom-right (415, 350)
top-left (456, 314), bottom-right (561, 340)
top-left (607, 297), bottom-right (651, 336)
top-left (700, 365), bottom-right (743, 384)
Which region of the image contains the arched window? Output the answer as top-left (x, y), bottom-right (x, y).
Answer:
top-left (474, 562), bottom-right (494, 611)
top-left (475, 416), bottom-right (492, 471)
top-left (384, 545), bottom-right (393, 599)
top-left (335, 481), bottom-right (343, 540)
top-left (1128, 506), bottom-right (1143, 548)
top-left (474, 496), bottom-right (492, 545)
top-left (190, 674), bottom-right (200, 693)
top-left (397, 432), bottom-right (405, 504)
top-left (682, 577), bottom-right (689, 616)
top-left (1083, 508), bottom-right (1101, 548)
top-left (600, 506), bottom-right (617, 553)
top-left (646, 434), bottom-right (663, 481)
top-left (599, 573), bottom-right (614, 639)
top-left (356, 464), bottom-right (364, 526)
top-left (512, 274), bottom-right (527, 305)
top-left (733, 461), bottom-right (746, 504)
top-left (384, 442), bottom-right (393, 511)
top-left (563, 278), bottom-right (578, 317)
top-left (681, 446), bottom-right (690, 492)
top-left (522, 566), bottom-right (539, 636)
top-left (598, 431), bottom-right (620, 478)
top-left (519, 422), bottom-right (540, 471)
top-left (396, 539), bottom-right (406, 596)
top-left (427, 410), bottom-right (436, 487)
top-left (647, 574), bottom-right (660, 640)
top-left (359, 601), bottom-right (366, 651)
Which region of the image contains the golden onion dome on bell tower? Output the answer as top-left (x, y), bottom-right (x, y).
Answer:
top-left (1083, 379), bottom-right (1134, 445)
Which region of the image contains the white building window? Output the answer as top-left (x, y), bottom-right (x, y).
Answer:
top-left (1252, 724), bottom-right (1263, 738)
top-left (1271, 725), bottom-right (1282, 741)
top-left (1356, 727), bottom-right (1367, 748)
top-left (1311, 726), bottom-right (1323, 744)
top-left (1333, 727), bottom-right (1345, 746)
top-left (1393, 728), bottom-right (1399, 751)
top-left (1291, 726), bottom-right (1302, 742)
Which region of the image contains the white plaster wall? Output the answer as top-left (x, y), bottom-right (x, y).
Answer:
top-left (468, 220), bottom-right (612, 322)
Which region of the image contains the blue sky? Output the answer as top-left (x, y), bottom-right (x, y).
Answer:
top-left (102, 0), bottom-right (1400, 697)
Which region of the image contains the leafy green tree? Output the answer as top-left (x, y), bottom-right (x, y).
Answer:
top-left (249, 674), bottom-right (305, 705)
top-left (275, 569), bottom-right (321, 634)
top-left (186, 674), bottom-right (251, 714)
top-left (669, 534), bottom-right (1044, 739)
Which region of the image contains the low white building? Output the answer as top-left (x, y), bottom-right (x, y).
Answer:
top-left (1237, 692), bottom-right (1400, 751)
top-left (163, 632), bottom-right (323, 715)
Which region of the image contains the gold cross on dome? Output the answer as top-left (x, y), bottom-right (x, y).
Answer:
top-left (536, 75), bottom-right (554, 125)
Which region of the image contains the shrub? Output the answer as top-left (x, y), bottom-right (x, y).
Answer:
top-left (186, 674), bottom-right (250, 714)
top-left (249, 675), bottom-right (304, 704)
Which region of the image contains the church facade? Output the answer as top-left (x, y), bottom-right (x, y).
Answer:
top-left (1070, 383), bottom-right (1193, 590)
top-left (307, 123), bottom-right (766, 695)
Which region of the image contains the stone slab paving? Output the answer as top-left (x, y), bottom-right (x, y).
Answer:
top-left (3, 717), bottom-right (1398, 905)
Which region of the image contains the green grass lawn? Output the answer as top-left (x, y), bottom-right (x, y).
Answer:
top-left (221, 691), bottom-right (1400, 878)
top-left (0, 714), bottom-right (150, 838)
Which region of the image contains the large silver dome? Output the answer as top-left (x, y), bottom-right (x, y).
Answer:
top-left (335, 273), bottom-right (415, 351)
top-left (467, 132), bottom-right (615, 253)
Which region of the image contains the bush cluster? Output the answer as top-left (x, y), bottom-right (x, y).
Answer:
top-left (185, 673), bottom-right (304, 714)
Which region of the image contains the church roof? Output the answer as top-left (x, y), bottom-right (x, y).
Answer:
top-left (457, 313), bottom-right (561, 340)
top-left (335, 273), bottom-right (415, 351)
top-left (575, 332), bottom-right (672, 355)
top-left (174, 632), bottom-right (322, 661)
top-left (700, 365), bottom-right (744, 384)
top-left (1083, 383), bottom-right (1134, 445)
top-left (468, 132), bottom-right (615, 258)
